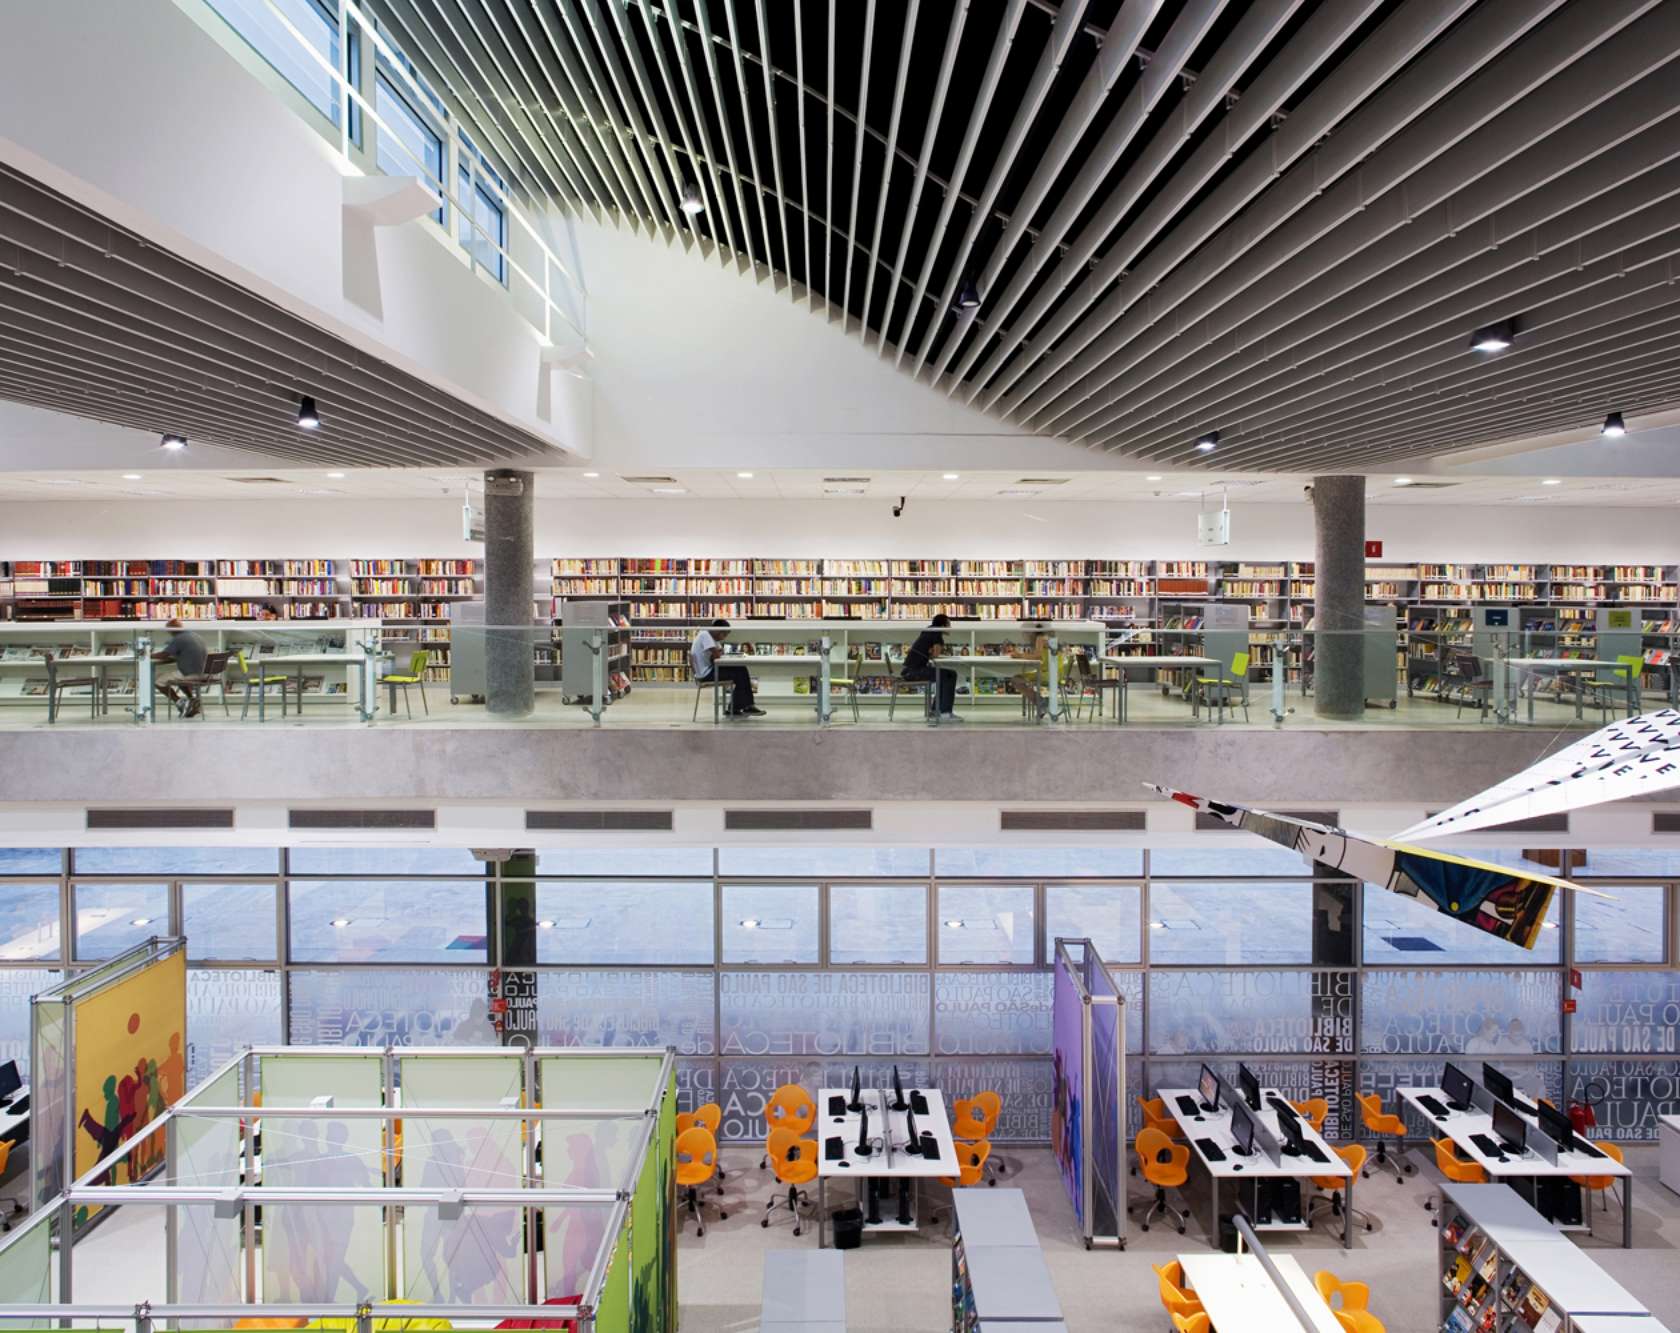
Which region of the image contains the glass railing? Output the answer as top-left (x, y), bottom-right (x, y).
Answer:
top-left (1, 617), bottom-right (1670, 730)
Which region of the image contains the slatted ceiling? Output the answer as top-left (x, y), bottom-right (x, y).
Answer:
top-left (342, 0), bottom-right (1680, 471)
top-left (0, 163), bottom-right (560, 467)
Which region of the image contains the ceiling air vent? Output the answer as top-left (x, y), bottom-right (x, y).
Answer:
top-left (725, 809), bottom-right (872, 831)
top-left (1391, 481), bottom-right (1459, 490)
top-left (1653, 812), bottom-right (1680, 833)
top-left (822, 476), bottom-right (872, 484)
top-left (1422, 810), bottom-right (1569, 834)
top-left (1196, 809), bottom-right (1336, 831)
top-left (1001, 810), bottom-right (1145, 831)
top-left (289, 809), bottom-right (436, 830)
top-left (620, 475), bottom-right (677, 484)
top-left (87, 808), bottom-right (234, 830)
top-left (1015, 478), bottom-right (1070, 485)
top-left (527, 810), bottom-right (674, 831)
top-left (225, 476), bottom-right (291, 484)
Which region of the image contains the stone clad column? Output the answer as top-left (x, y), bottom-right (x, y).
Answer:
top-left (484, 468), bottom-right (534, 717)
top-left (1312, 475), bottom-right (1366, 721)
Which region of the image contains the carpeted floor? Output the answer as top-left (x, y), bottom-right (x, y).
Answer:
top-left (675, 1144), bottom-right (1680, 1332)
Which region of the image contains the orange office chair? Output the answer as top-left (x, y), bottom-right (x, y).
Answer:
top-left (1170, 1314), bottom-right (1211, 1333)
top-left (0, 1141), bottom-right (23, 1231)
top-left (1356, 1093), bottom-right (1415, 1183)
top-left (1153, 1261), bottom-right (1203, 1321)
top-left (1289, 1097), bottom-right (1330, 1136)
top-left (1315, 1271), bottom-right (1386, 1333)
top-left (1426, 1137), bottom-right (1487, 1224)
top-left (761, 1126), bottom-right (819, 1236)
top-left (1570, 1141), bottom-right (1625, 1234)
top-left (1136, 1095), bottom-right (1183, 1140)
top-left (675, 1126), bottom-right (726, 1237)
top-left (1134, 1126), bottom-right (1190, 1234)
top-left (931, 1139), bottom-right (993, 1226)
top-left (953, 1092), bottom-right (1005, 1180)
top-left (1309, 1144), bottom-right (1373, 1233)
top-left (759, 1084), bottom-right (816, 1169)
top-left (689, 1102), bottom-right (725, 1177)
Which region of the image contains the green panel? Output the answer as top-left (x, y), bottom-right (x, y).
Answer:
top-left (259, 1054), bottom-right (383, 1107)
top-left (630, 1143), bottom-right (658, 1332)
top-left (176, 1065), bottom-right (244, 1305)
top-left (538, 1055), bottom-right (662, 1110)
top-left (0, 1210), bottom-right (52, 1314)
top-left (399, 1053), bottom-right (522, 1107)
top-left (660, 1072), bottom-right (676, 1333)
top-left (596, 1223), bottom-right (631, 1333)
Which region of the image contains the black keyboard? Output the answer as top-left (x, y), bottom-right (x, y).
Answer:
top-left (1419, 1094), bottom-right (1449, 1117)
top-left (1195, 1138), bottom-right (1227, 1162)
top-left (1176, 1095), bottom-right (1200, 1117)
top-left (1470, 1133), bottom-right (1506, 1158)
top-left (1299, 1141), bottom-right (1329, 1163)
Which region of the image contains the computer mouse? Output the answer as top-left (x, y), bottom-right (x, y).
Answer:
top-left (1232, 1165), bottom-right (1243, 1172)
top-left (1194, 1116), bottom-right (1204, 1123)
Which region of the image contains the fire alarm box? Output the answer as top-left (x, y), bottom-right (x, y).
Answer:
top-left (1364, 540), bottom-right (1383, 558)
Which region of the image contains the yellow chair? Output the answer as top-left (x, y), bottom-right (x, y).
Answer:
top-left (1309, 1144), bottom-right (1373, 1233)
top-left (1170, 1314), bottom-right (1210, 1333)
top-left (761, 1126), bottom-right (818, 1236)
top-left (378, 648), bottom-right (431, 718)
top-left (1315, 1271), bottom-right (1385, 1333)
top-left (1153, 1261), bottom-right (1203, 1321)
top-left (1586, 655), bottom-right (1645, 720)
top-left (1195, 649), bottom-right (1250, 723)
top-left (1356, 1092), bottom-right (1415, 1182)
top-left (232, 649), bottom-right (294, 721)
top-left (1289, 1096), bottom-right (1330, 1136)
top-left (759, 1084), bottom-right (816, 1169)
top-left (1135, 1125), bottom-right (1190, 1234)
top-left (1570, 1140), bottom-right (1625, 1233)
top-left (675, 1125), bottom-right (726, 1236)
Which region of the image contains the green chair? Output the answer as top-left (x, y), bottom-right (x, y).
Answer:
top-left (1194, 650), bottom-right (1250, 724)
top-left (232, 650), bottom-right (293, 721)
top-left (378, 649), bottom-right (431, 718)
top-left (1586, 654), bottom-right (1645, 721)
top-left (828, 648), bottom-right (862, 722)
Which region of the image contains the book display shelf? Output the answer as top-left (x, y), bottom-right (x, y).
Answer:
top-left (1437, 1184), bottom-right (1661, 1333)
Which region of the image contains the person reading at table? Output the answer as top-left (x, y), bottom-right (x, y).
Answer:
top-left (152, 617), bottom-right (209, 718)
top-left (1008, 629), bottom-right (1053, 719)
top-left (903, 613), bottom-right (960, 722)
top-left (690, 619), bottom-right (764, 717)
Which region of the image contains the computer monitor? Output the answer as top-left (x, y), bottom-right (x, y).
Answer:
top-left (848, 1064), bottom-right (863, 1112)
top-left (1230, 1101), bottom-right (1256, 1158)
top-left (1491, 1100), bottom-right (1527, 1155)
top-left (1482, 1062), bottom-right (1516, 1108)
top-left (1197, 1063), bottom-right (1221, 1113)
top-left (1238, 1063), bottom-right (1262, 1113)
top-left (0, 1059), bottom-right (19, 1102)
top-left (1442, 1062), bottom-right (1475, 1112)
top-left (855, 1102), bottom-right (872, 1157)
top-left (891, 1063), bottom-right (908, 1112)
top-left (905, 1106), bottom-right (921, 1154)
top-left (1274, 1102), bottom-right (1305, 1157)
top-left (1534, 1098), bottom-right (1576, 1152)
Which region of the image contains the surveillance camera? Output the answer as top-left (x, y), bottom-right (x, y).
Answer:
top-left (1302, 484), bottom-right (1314, 500)
top-left (892, 496), bottom-right (906, 518)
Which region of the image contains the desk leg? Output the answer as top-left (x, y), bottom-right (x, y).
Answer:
top-left (1624, 1174), bottom-right (1632, 1249)
top-left (1343, 1170), bottom-right (1353, 1250)
top-left (818, 1176), bottom-right (827, 1248)
top-left (1209, 1175), bottom-right (1219, 1248)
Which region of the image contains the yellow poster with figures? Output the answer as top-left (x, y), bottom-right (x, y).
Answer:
top-left (72, 949), bottom-right (187, 1221)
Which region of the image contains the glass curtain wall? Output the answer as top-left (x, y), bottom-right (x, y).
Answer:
top-left (0, 844), bottom-right (1674, 1144)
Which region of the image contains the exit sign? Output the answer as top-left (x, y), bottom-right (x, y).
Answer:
top-left (1364, 540), bottom-right (1384, 558)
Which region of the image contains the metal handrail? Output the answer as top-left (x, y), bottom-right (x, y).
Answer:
top-left (1233, 1214), bottom-right (1325, 1333)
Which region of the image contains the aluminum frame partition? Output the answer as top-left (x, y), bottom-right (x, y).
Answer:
top-left (1053, 937), bottom-right (1127, 1250)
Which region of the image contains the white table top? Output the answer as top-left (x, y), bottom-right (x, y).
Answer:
top-left (760, 1250), bottom-right (844, 1324)
top-left (1505, 658), bottom-right (1626, 670)
top-left (1178, 1252), bottom-right (1342, 1333)
top-left (1160, 1087), bottom-right (1351, 1180)
top-left (724, 654), bottom-right (824, 665)
top-left (0, 1085), bottom-right (30, 1139)
top-left (816, 1086), bottom-right (958, 1178)
top-left (1573, 1317), bottom-right (1674, 1333)
top-left (1398, 1087), bottom-right (1628, 1178)
top-left (1100, 654), bottom-right (1223, 668)
top-left (1661, 1114), bottom-right (1680, 1131)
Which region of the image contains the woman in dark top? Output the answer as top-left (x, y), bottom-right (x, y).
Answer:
top-left (902, 613), bottom-right (960, 721)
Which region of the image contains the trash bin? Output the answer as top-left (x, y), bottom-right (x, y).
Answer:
top-left (1218, 1213), bottom-right (1240, 1253)
top-left (832, 1206), bottom-right (864, 1250)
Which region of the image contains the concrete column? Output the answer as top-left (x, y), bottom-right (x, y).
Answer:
top-left (1311, 474), bottom-right (1365, 721)
top-left (484, 468), bottom-right (534, 717)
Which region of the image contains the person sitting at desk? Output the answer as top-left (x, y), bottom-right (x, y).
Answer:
top-left (1007, 629), bottom-right (1053, 719)
top-left (902, 613), bottom-right (960, 722)
top-left (690, 619), bottom-right (764, 717)
top-left (152, 617), bottom-right (209, 718)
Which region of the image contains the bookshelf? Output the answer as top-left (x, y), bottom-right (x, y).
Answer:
top-left (1437, 1183), bottom-right (1651, 1332)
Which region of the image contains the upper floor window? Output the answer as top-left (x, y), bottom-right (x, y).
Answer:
top-left (375, 71), bottom-right (444, 224)
top-left (458, 130), bottom-right (507, 283)
top-left (207, 0), bottom-right (341, 125)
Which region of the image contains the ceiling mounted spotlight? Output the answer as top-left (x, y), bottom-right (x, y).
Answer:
top-left (953, 273), bottom-right (982, 312)
top-left (297, 396), bottom-right (321, 429)
top-left (1393, 477), bottom-right (1414, 487)
top-left (1469, 320), bottom-right (1514, 352)
top-left (678, 182), bottom-right (704, 216)
top-left (1194, 430), bottom-right (1220, 452)
top-left (160, 434), bottom-right (187, 451)
top-left (1601, 411), bottom-right (1626, 438)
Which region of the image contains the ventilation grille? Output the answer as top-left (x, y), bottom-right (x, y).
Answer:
top-left (1424, 810), bottom-right (1569, 834)
top-left (289, 809), bottom-right (436, 830)
top-left (224, 476), bottom-right (290, 484)
top-left (1392, 480), bottom-right (1460, 490)
top-left (1653, 812), bottom-right (1680, 833)
top-left (1001, 811), bottom-right (1145, 832)
top-left (1015, 477), bottom-right (1070, 485)
top-left (527, 810), bottom-right (674, 831)
top-left (1196, 809), bottom-right (1337, 831)
top-left (724, 809), bottom-right (872, 831)
top-left (822, 476), bottom-right (872, 484)
top-left (87, 808), bottom-right (234, 830)
top-left (620, 475), bottom-right (676, 484)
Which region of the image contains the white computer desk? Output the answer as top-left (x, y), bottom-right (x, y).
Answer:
top-left (1160, 1086), bottom-right (1354, 1249)
top-left (814, 1086), bottom-right (957, 1247)
top-left (0, 1085), bottom-right (29, 1143)
top-left (1179, 1252), bottom-right (1343, 1333)
top-left (1397, 1086), bottom-right (1632, 1248)
top-left (1098, 654), bottom-right (1223, 722)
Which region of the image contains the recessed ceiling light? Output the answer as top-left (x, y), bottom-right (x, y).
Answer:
top-left (652, 486), bottom-right (686, 494)
top-left (1601, 411), bottom-right (1626, 438)
top-left (537, 919), bottom-right (555, 929)
top-left (330, 917), bottom-right (352, 928)
top-left (1541, 920), bottom-right (1558, 930)
top-left (582, 471), bottom-right (600, 478)
top-left (1393, 477), bottom-right (1414, 487)
top-left (943, 473), bottom-right (960, 480)
top-left (160, 434), bottom-right (187, 451)
top-left (1194, 430), bottom-right (1219, 452)
top-left (737, 471), bottom-right (755, 479)
top-left (1146, 474), bottom-right (1163, 481)
top-left (739, 918), bottom-right (760, 929)
top-left (297, 396), bottom-right (321, 429)
top-left (1149, 920), bottom-right (1166, 930)
top-left (1469, 320), bottom-right (1514, 352)
top-left (944, 919), bottom-right (965, 929)
top-left (679, 181), bottom-right (705, 216)
top-left (326, 471), bottom-right (346, 479)
top-left (130, 917), bottom-right (152, 927)
top-left (1541, 478), bottom-right (1562, 486)
top-left (122, 473), bottom-right (143, 481)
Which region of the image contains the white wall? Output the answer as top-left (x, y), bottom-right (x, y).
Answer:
top-left (0, 0), bottom-right (569, 453)
top-left (1, 495), bottom-right (1674, 563)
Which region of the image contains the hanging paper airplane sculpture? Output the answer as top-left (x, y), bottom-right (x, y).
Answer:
top-left (1144, 784), bottom-right (1608, 952)
top-left (1396, 708), bottom-right (1680, 841)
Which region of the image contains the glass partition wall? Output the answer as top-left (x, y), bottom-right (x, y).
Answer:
top-left (0, 844), bottom-right (1674, 1143)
